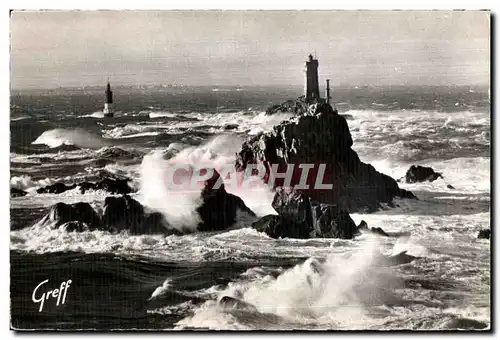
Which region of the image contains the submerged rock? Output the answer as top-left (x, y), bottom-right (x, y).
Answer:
top-left (10, 187), bottom-right (28, 197)
top-left (477, 229), bottom-right (490, 240)
top-left (37, 182), bottom-right (77, 194)
top-left (79, 178), bottom-right (132, 195)
top-left (36, 177), bottom-right (133, 195)
top-left (357, 220), bottom-right (389, 237)
top-left (236, 101), bottom-right (415, 212)
top-left (404, 165), bottom-right (443, 183)
top-left (196, 169), bottom-right (256, 232)
top-left (223, 124), bottom-right (239, 130)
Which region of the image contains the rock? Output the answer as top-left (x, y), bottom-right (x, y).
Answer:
top-left (265, 97), bottom-right (309, 115)
top-left (236, 101), bottom-right (416, 212)
top-left (196, 169), bottom-right (256, 232)
top-left (370, 227), bottom-right (389, 237)
top-left (443, 318), bottom-right (489, 330)
top-left (39, 202), bottom-right (102, 229)
top-left (251, 189), bottom-right (312, 239)
top-left (219, 296), bottom-right (258, 312)
top-left (447, 184), bottom-right (455, 189)
top-left (356, 220), bottom-right (389, 237)
top-left (252, 189), bottom-right (358, 240)
top-left (102, 195), bottom-right (168, 234)
top-left (251, 214), bottom-right (281, 236)
top-left (404, 165), bottom-right (443, 183)
top-left (10, 188), bottom-right (27, 197)
top-left (79, 178), bottom-right (132, 195)
top-left (36, 178), bottom-right (133, 195)
top-left (357, 220), bottom-right (369, 231)
top-left (223, 124), bottom-right (239, 130)
top-left (477, 229), bottom-right (490, 240)
top-left (36, 182), bottom-right (77, 194)
top-left (310, 203), bottom-right (358, 239)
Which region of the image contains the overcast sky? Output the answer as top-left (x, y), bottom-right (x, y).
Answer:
top-left (10, 10), bottom-right (490, 89)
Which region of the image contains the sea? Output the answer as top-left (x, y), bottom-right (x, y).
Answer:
top-left (9, 85), bottom-right (491, 330)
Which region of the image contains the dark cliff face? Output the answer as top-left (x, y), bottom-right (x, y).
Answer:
top-left (236, 101), bottom-right (415, 213)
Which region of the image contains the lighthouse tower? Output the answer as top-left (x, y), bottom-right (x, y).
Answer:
top-left (103, 80), bottom-right (114, 117)
top-left (304, 54), bottom-right (320, 103)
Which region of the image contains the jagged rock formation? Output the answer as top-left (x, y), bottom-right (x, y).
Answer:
top-left (36, 182), bottom-right (77, 194)
top-left (252, 188), bottom-right (358, 239)
top-left (36, 169), bottom-right (256, 234)
top-left (403, 165), bottom-right (443, 183)
top-left (196, 169), bottom-right (256, 232)
top-left (36, 177), bottom-right (133, 195)
top-left (78, 178), bottom-right (132, 195)
top-left (10, 187), bottom-right (28, 197)
top-left (102, 195), bottom-right (169, 234)
top-left (357, 220), bottom-right (389, 237)
top-left (37, 197), bottom-right (170, 235)
top-left (236, 101), bottom-right (416, 212)
top-left (38, 202), bottom-right (103, 230)
top-left (477, 229), bottom-right (490, 240)
top-left (265, 97), bottom-right (309, 115)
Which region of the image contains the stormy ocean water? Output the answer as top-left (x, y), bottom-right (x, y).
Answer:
top-left (10, 85), bottom-right (490, 330)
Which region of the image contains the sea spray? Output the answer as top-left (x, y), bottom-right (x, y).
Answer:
top-left (32, 128), bottom-right (111, 149)
top-left (175, 236), bottom-right (402, 330)
top-left (138, 135), bottom-right (277, 230)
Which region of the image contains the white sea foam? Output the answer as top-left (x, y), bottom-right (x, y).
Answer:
top-left (32, 128), bottom-right (111, 148)
top-left (80, 111), bottom-right (105, 118)
top-left (148, 279), bottom-right (173, 300)
top-left (11, 105), bottom-right (490, 330)
top-left (10, 175), bottom-right (57, 192)
top-left (149, 111), bottom-right (176, 118)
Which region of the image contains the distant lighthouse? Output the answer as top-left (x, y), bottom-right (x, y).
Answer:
top-left (103, 80), bottom-right (114, 117)
top-left (304, 54), bottom-right (320, 103)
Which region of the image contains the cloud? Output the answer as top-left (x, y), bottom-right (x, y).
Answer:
top-left (10, 10), bottom-right (490, 89)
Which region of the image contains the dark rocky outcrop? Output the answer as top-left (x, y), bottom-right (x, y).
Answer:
top-left (36, 178), bottom-right (133, 195)
top-left (35, 169), bottom-right (256, 235)
top-left (102, 195), bottom-right (169, 234)
top-left (477, 229), bottom-right (490, 240)
top-left (265, 97), bottom-right (309, 115)
top-left (357, 220), bottom-right (389, 237)
top-left (236, 101), bottom-right (415, 213)
top-left (38, 202), bottom-right (102, 229)
top-left (37, 182), bottom-right (77, 194)
top-left (252, 189), bottom-right (358, 240)
top-left (10, 188), bottom-right (28, 197)
top-left (79, 178), bottom-right (132, 195)
top-left (223, 124), bottom-right (239, 130)
top-left (403, 165), bottom-right (443, 184)
top-left (196, 169), bottom-right (256, 232)
top-left (38, 196), bottom-right (170, 235)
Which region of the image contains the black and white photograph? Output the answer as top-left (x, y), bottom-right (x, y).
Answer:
top-left (9, 9), bottom-right (491, 331)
